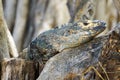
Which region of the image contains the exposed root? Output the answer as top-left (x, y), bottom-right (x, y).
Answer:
top-left (98, 62), bottom-right (110, 80)
top-left (81, 62), bottom-right (110, 80)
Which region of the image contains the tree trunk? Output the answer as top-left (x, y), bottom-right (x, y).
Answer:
top-left (0, 0), bottom-right (10, 60)
top-left (1, 0), bottom-right (19, 58)
top-left (0, 58), bottom-right (39, 80)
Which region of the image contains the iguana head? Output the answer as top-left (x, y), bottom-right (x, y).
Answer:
top-left (77, 20), bottom-right (106, 36)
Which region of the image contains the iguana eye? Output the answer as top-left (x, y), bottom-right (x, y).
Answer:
top-left (83, 22), bottom-right (89, 26)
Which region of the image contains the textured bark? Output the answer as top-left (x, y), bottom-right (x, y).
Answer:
top-left (0, 0), bottom-right (10, 60)
top-left (13, 0), bottom-right (29, 52)
top-left (0, 0), bottom-right (18, 59)
top-left (2, 0), bottom-right (18, 58)
top-left (0, 58), bottom-right (39, 80)
top-left (6, 25), bottom-right (18, 57)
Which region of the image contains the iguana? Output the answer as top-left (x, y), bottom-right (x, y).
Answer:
top-left (28, 20), bottom-right (106, 61)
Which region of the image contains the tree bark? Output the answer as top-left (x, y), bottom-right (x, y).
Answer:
top-left (6, 25), bottom-right (18, 57)
top-left (0, 0), bottom-right (10, 60)
top-left (1, 0), bottom-right (19, 57)
top-left (0, 58), bottom-right (39, 80)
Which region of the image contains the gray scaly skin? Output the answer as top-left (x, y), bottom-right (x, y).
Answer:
top-left (29, 20), bottom-right (106, 61)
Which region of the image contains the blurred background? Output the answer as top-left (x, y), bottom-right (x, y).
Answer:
top-left (2, 0), bottom-right (120, 52)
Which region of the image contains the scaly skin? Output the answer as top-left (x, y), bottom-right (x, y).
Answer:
top-left (29, 20), bottom-right (106, 61)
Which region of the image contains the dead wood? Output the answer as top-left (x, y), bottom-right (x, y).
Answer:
top-left (6, 25), bottom-right (18, 57)
top-left (0, 0), bottom-right (10, 60)
top-left (0, 58), bottom-right (39, 80)
top-left (0, 0), bottom-right (19, 58)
